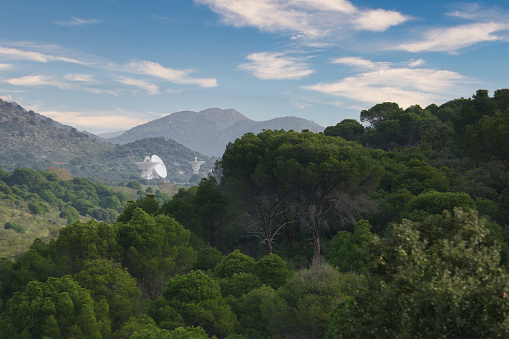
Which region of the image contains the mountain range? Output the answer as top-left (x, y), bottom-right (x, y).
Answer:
top-left (0, 99), bottom-right (213, 185)
top-left (104, 108), bottom-right (325, 157)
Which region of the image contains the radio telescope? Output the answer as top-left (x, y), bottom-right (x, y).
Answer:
top-left (135, 155), bottom-right (167, 180)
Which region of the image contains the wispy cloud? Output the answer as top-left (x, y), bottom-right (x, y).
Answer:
top-left (194, 0), bottom-right (410, 40)
top-left (5, 75), bottom-right (73, 89)
top-left (125, 60), bottom-right (217, 88)
top-left (0, 63), bottom-right (12, 71)
top-left (63, 73), bottom-right (96, 82)
top-left (4, 74), bottom-right (117, 95)
top-left (397, 22), bottom-right (509, 52)
top-left (0, 45), bottom-right (85, 64)
top-left (304, 58), bottom-right (466, 108)
top-left (238, 52), bottom-right (314, 80)
top-left (331, 57), bottom-right (390, 70)
top-left (55, 17), bottom-right (101, 26)
top-left (0, 43), bottom-right (218, 90)
top-left (116, 76), bottom-right (159, 95)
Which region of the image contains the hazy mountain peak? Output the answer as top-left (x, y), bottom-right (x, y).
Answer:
top-left (108, 108), bottom-right (324, 156)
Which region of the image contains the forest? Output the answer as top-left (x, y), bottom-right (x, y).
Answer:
top-left (0, 89), bottom-right (508, 338)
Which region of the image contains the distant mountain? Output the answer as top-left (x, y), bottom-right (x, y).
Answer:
top-left (97, 130), bottom-right (127, 139)
top-left (0, 99), bottom-right (212, 185)
top-left (107, 108), bottom-right (325, 157)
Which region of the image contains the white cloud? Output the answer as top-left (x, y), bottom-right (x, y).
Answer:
top-left (0, 45), bottom-right (85, 64)
top-left (303, 60), bottom-right (465, 108)
top-left (238, 52), bottom-right (314, 80)
top-left (0, 63), bottom-right (12, 71)
top-left (117, 76), bottom-right (160, 95)
top-left (397, 22), bottom-right (508, 52)
top-left (4, 74), bottom-right (117, 95)
top-left (126, 60), bottom-right (218, 88)
top-left (5, 75), bottom-right (72, 89)
top-left (55, 17), bottom-right (101, 26)
top-left (407, 59), bottom-right (425, 67)
top-left (63, 73), bottom-right (96, 82)
top-left (331, 57), bottom-right (390, 70)
top-left (355, 9), bottom-right (409, 32)
top-left (194, 0), bottom-right (410, 40)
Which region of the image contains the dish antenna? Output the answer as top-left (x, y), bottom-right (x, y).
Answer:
top-left (135, 155), bottom-right (167, 180)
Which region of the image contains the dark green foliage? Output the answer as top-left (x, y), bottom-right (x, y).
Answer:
top-left (28, 201), bottom-right (49, 215)
top-left (117, 194), bottom-right (160, 222)
top-left (117, 208), bottom-right (196, 299)
top-left (194, 247), bottom-right (224, 271)
top-left (4, 221), bottom-right (24, 233)
top-left (329, 209), bottom-right (509, 338)
top-left (215, 250), bottom-right (256, 278)
top-left (0, 275), bottom-right (111, 338)
top-left (403, 190), bottom-right (475, 220)
top-left (234, 285), bottom-right (278, 338)
top-left (149, 270), bottom-right (236, 338)
top-left (74, 259), bottom-right (143, 331)
top-left (262, 263), bottom-right (361, 339)
top-left (323, 119), bottom-right (364, 141)
top-left (59, 206), bottom-right (80, 223)
top-left (328, 220), bottom-right (373, 273)
top-left (255, 254), bottom-right (292, 289)
top-left (127, 180), bottom-right (142, 190)
top-left (52, 219), bottom-right (121, 274)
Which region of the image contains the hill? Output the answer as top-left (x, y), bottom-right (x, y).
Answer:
top-left (0, 99), bottom-right (213, 185)
top-left (107, 108), bottom-right (325, 156)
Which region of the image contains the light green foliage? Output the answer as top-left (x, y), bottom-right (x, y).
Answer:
top-left (255, 254), bottom-right (292, 289)
top-left (149, 270), bottom-right (236, 338)
top-left (74, 259), bottom-right (143, 331)
top-left (328, 220), bottom-right (373, 273)
top-left (194, 247), bottom-right (224, 271)
top-left (53, 219), bottom-right (121, 274)
top-left (328, 209), bottom-right (509, 338)
top-left (117, 208), bottom-right (196, 299)
top-left (0, 275), bottom-right (111, 338)
top-left (262, 263), bottom-right (359, 339)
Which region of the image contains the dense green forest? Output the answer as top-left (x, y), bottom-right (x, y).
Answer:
top-left (0, 89), bottom-right (508, 338)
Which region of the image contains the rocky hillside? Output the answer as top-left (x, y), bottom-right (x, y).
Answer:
top-left (108, 108), bottom-right (325, 156)
top-left (0, 99), bottom-right (212, 185)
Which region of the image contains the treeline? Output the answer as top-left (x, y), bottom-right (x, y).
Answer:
top-left (0, 89), bottom-right (508, 338)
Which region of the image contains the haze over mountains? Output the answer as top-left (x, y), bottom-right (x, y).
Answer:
top-left (104, 108), bottom-right (325, 157)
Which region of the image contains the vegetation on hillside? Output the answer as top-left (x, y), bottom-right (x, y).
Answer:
top-left (1, 89), bottom-right (508, 338)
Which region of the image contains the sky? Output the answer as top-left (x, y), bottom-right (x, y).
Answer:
top-left (0, 0), bottom-right (508, 134)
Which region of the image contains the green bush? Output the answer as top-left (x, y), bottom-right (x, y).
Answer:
top-left (4, 221), bottom-right (24, 233)
top-left (27, 201), bottom-right (49, 215)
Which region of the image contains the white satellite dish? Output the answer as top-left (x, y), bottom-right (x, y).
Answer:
top-left (135, 154), bottom-right (167, 180)
top-left (151, 155), bottom-right (167, 178)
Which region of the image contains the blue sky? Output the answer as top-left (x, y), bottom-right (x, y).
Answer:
top-left (0, 0), bottom-right (508, 133)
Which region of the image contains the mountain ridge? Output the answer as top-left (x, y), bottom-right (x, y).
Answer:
top-left (107, 108), bottom-right (324, 156)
